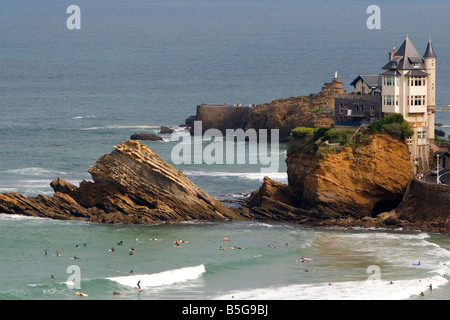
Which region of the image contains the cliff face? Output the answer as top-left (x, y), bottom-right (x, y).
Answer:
top-left (0, 140), bottom-right (242, 224)
top-left (287, 134), bottom-right (412, 218)
top-left (186, 78), bottom-right (346, 141)
top-left (244, 133), bottom-right (421, 229)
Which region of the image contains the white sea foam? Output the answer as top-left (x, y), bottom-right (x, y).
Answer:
top-left (213, 276), bottom-right (449, 300)
top-left (4, 167), bottom-right (66, 177)
top-left (106, 264), bottom-right (206, 289)
top-left (73, 115), bottom-right (96, 119)
top-left (80, 125), bottom-right (160, 131)
top-left (184, 170), bottom-right (287, 182)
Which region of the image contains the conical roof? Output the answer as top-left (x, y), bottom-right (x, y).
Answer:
top-left (423, 38), bottom-right (436, 58)
top-left (382, 36), bottom-right (425, 70)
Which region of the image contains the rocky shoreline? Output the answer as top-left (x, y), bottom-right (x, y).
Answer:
top-left (0, 140), bottom-right (243, 224)
top-left (0, 137), bottom-right (448, 234)
top-left (1, 79), bottom-right (449, 233)
top-left (238, 132), bottom-right (449, 235)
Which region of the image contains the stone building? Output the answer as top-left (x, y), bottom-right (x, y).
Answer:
top-left (350, 75), bottom-right (382, 96)
top-left (342, 37), bottom-right (437, 173)
top-left (380, 37), bottom-right (436, 172)
top-left (334, 94), bottom-right (382, 126)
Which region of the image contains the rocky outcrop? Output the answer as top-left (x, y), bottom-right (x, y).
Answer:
top-left (186, 78), bottom-right (346, 141)
top-left (287, 133), bottom-right (412, 218)
top-left (242, 133), bottom-right (432, 230)
top-left (130, 133), bottom-right (163, 141)
top-left (0, 140), bottom-right (243, 224)
top-left (160, 126), bottom-right (175, 134)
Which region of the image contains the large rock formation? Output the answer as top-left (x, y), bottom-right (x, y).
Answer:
top-left (243, 133), bottom-right (422, 229)
top-left (286, 133), bottom-right (412, 217)
top-left (186, 78), bottom-right (346, 141)
top-left (0, 140), bottom-right (242, 224)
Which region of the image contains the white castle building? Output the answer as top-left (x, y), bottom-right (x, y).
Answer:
top-left (381, 36), bottom-right (436, 172)
top-left (351, 36), bottom-right (437, 172)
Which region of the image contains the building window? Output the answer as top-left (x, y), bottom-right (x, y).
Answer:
top-left (396, 95), bottom-right (399, 106)
top-left (386, 76), bottom-right (392, 86)
top-left (413, 95), bottom-right (425, 106)
top-left (386, 95), bottom-right (392, 106)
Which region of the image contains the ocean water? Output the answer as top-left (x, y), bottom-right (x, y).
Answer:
top-left (0, 0), bottom-right (449, 301)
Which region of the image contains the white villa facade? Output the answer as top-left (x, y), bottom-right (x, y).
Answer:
top-left (380, 37), bottom-right (436, 172)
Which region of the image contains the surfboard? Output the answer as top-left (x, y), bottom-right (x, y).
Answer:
top-left (296, 258), bottom-right (312, 262)
top-left (412, 263), bottom-right (420, 266)
top-left (76, 292), bottom-right (88, 297)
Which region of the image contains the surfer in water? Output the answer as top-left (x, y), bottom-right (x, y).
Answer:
top-left (137, 279), bottom-right (142, 290)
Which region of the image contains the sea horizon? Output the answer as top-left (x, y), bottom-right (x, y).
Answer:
top-left (0, 0), bottom-right (449, 306)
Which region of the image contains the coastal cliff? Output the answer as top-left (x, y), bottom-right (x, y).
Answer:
top-left (286, 133), bottom-right (412, 217)
top-left (186, 78), bottom-right (346, 141)
top-left (243, 126), bottom-right (449, 233)
top-left (0, 140), bottom-right (242, 224)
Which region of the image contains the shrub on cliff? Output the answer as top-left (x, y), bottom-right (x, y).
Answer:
top-left (369, 114), bottom-right (414, 140)
top-left (291, 127), bottom-right (315, 139)
top-left (321, 128), bottom-right (354, 145)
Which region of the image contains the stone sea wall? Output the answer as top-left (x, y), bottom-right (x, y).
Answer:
top-left (395, 178), bottom-right (450, 233)
top-left (185, 77), bottom-right (346, 141)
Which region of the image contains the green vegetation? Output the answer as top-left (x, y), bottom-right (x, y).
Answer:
top-left (368, 114), bottom-right (414, 140)
top-left (435, 136), bottom-right (449, 143)
top-left (291, 127), bottom-right (315, 139)
top-left (290, 115), bottom-right (412, 164)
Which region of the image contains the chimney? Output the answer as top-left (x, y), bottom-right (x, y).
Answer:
top-left (389, 47), bottom-right (396, 61)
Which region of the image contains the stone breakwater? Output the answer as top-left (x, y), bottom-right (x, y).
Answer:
top-left (185, 78), bottom-right (346, 142)
top-left (0, 140), bottom-right (243, 224)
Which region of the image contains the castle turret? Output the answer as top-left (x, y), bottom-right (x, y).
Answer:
top-left (424, 38), bottom-right (436, 139)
